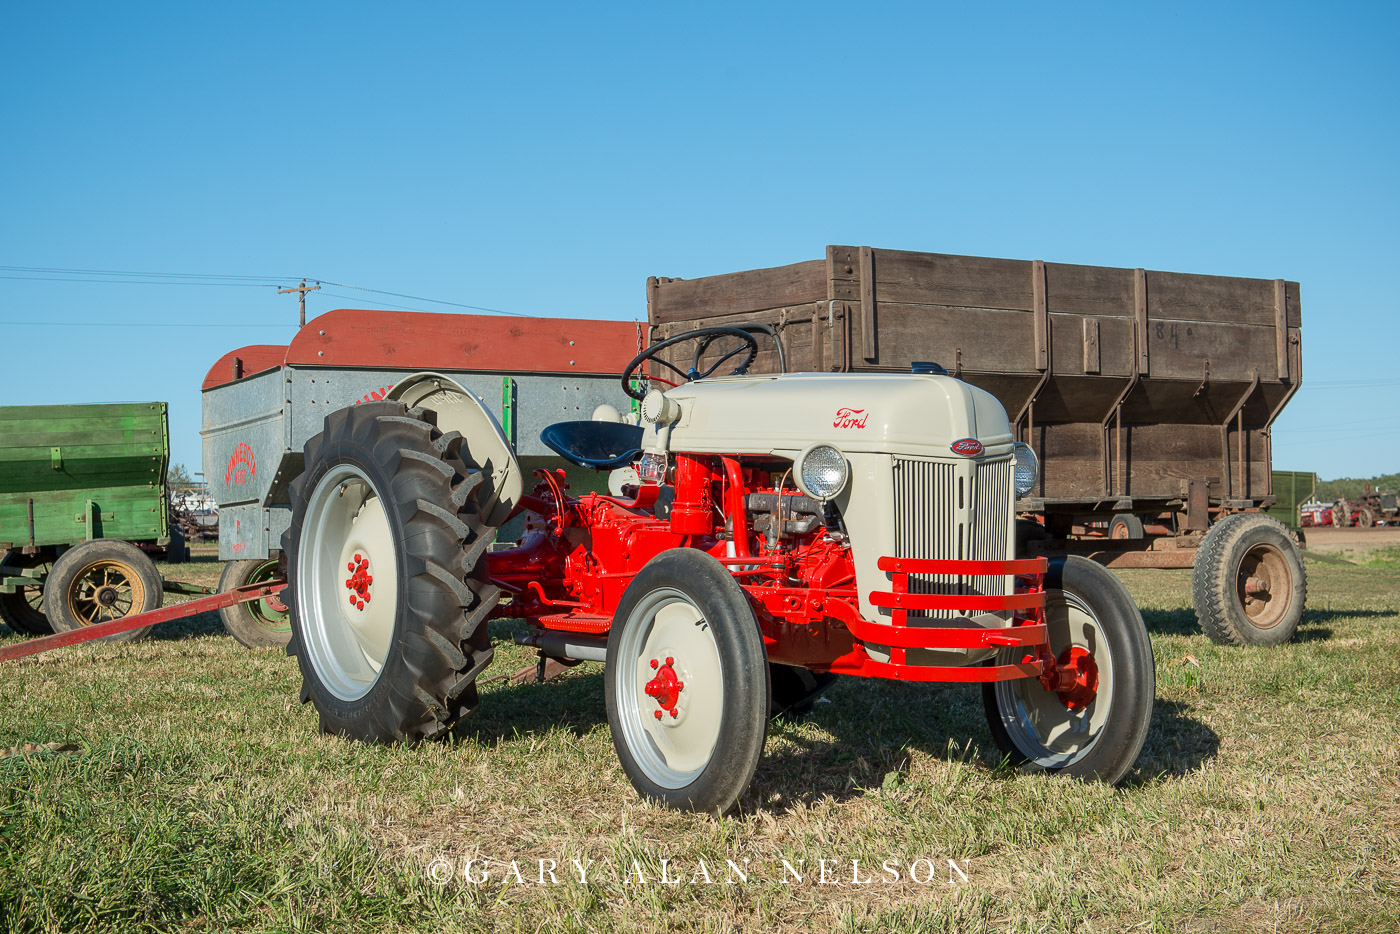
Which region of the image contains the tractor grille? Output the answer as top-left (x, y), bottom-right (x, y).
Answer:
top-left (892, 455), bottom-right (1014, 619)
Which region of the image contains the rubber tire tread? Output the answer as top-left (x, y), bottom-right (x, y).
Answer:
top-left (1191, 513), bottom-right (1306, 647)
top-left (605, 549), bottom-right (769, 814)
top-left (219, 558), bottom-right (291, 649)
top-left (982, 555), bottom-right (1155, 785)
top-left (42, 540), bottom-right (163, 643)
top-left (283, 401), bottom-right (498, 743)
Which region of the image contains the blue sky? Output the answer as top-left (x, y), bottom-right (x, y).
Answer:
top-left (2, 2), bottom-right (1396, 484)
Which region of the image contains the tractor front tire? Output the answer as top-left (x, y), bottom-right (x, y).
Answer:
top-left (219, 558), bottom-right (291, 649)
top-left (983, 555), bottom-right (1154, 785)
top-left (1192, 514), bottom-right (1306, 646)
top-left (42, 540), bottom-right (163, 643)
top-left (283, 402), bottom-right (498, 743)
top-left (605, 549), bottom-right (769, 813)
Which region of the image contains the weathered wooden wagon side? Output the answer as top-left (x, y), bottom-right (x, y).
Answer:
top-left (648, 246), bottom-right (1308, 644)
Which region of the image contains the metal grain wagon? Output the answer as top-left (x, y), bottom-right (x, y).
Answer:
top-left (201, 308), bottom-right (638, 648)
top-left (647, 245), bottom-right (1307, 645)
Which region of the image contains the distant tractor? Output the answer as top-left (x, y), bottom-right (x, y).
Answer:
top-left (1331, 488), bottom-right (1399, 529)
top-left (282, 327), bottom-right (1156, 812)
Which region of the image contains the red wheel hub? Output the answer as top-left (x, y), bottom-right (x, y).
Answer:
top-left (344, 554), bottom-right (373, 611)
top-left (644, 656), bottom-right (685, 719)
top-left (1038, 646), bottom-right (1099, 710)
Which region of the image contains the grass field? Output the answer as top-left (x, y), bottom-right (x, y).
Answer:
top-left (1, 548), bottom-right (1397, 933)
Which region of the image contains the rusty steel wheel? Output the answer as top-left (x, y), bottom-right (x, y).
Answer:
top-left (1356, 507), bottom-right (1376, 530)
top-left (1331, 501), bottom-right (1350, 528)
top-left (1192, 514), bottom-right (1306, 646)
top-left (43, 540), bottom-right (163, 643)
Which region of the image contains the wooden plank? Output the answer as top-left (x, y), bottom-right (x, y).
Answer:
top-left (648, 260), bottom-right (826, 324)
top-left (1273, 279), bottom-right (1289, 380)
top-left (1083, 318), bottom-right (1101, 374)
top-left (1145, 269), bottom-right (1289, 328)
top-left (859, 246), bottom-right (876, 361)
top-left (1044, 262), bottom-right (1134, 318)
top-left (1134, 268), bottom-right (1149, 376)
top-left (1032, 260), bottom-right (1048, 370)
top-left (868, 249), bottom-right (1034, 310)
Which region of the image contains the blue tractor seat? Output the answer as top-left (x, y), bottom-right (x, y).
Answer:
top-left (540, 421), bottom-right (646, 471)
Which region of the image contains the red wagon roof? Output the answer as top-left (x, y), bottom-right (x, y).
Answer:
top-left (203, 310), bottom-right (641, 391)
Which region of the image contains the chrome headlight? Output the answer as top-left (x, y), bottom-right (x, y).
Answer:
top-left (1013, 442), bottom-right (1038, 496)
top-left (795, 443), bottom-right (848, 501)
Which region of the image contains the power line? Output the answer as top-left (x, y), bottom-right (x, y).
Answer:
top-left (0, 265), bottom-right (293, 281)
top-left (0, 275), bottom-right (279, 287)
top-left (312, 279), bottom-right (527, 317)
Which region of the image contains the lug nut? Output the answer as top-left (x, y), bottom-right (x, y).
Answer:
top-left (665, 657), bottom-right (674, 666)
top-left (669, 709), bottom-right (678, 718)
top-left (653, 710), bottom-right (663, 720)
top-left (650, 659), bottom-right (658, 669)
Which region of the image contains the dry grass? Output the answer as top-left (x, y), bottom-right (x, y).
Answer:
top-left (1, 550), bottom-right (1397, 933)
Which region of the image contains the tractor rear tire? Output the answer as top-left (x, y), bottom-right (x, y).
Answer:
top-left (768, 664), bottom-right (837, 720)
top-left (283, 402), bottom-right (498, 743)
top-left (1192, 514), bottom-right (1306, 646)
top-left (0, 556), bottom-right (53, 636)
top-left (43, 540), bottom-right (163, 643)
top-left (219, 558), bottom-right (291, 649)
top-left (983, 556), bottom-right (1155, 785)
top-left (1332, 502), bottom-right (1350, 528)
top-left (1109, 514), bottom-right (1144, 540)
top-left (605, 549), bottom-right (769, 813)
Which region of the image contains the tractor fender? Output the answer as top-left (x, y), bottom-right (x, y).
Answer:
top-left (388, 373), bottom-right (522, 527)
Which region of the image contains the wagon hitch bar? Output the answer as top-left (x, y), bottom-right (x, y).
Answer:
top-left (0, 580), bottom-right (287, 663)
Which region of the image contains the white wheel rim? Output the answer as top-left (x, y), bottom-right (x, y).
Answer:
top-left (994, 591), bottom-right (1114, 768)
top-left (296, 464), bottom-right (400, 701)
top-left (614, 587), bottom-right (724, 789)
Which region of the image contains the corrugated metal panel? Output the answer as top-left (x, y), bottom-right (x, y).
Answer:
top-left (893, 455), bottom-right (1013, 619)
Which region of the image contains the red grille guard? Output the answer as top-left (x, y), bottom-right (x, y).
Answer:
top-left (827, 556), bottom-right (1048, 683)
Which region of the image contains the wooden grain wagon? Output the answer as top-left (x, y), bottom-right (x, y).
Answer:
top-left (0, 402), bottom-right (192, 643)
top-left (647, 245), bottom-right (1307, 645)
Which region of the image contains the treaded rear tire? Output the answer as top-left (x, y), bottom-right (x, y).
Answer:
top-left (1192, 513), bottom-right (1306, 646)
top-left (283, 401), bottom-right (499, 742)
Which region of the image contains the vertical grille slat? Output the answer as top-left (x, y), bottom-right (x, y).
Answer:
top-left (892, 455), bottom-right (1013, 619)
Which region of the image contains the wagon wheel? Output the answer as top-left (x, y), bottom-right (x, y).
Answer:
top-left (1108, 514), bottom-right (1144, 540)
top-left (0, 556), bottom-right (54, 635)
top-left (42, 540), bottom-right (163, 643)
top-left (1191, 514), bottom-right (1306, 646)
top-left (218, 558), bottom-right (290, 649)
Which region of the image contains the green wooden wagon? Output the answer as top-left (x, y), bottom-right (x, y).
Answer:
top-left (0, 402), bottom-right (187, 642)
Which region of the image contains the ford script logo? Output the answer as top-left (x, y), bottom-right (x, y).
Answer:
top-left (950, 438), bottom-right (983, 457)
top-left (833, 407), bottom-right (869, 429)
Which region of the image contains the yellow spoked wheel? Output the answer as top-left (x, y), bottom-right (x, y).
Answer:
top-left (43, 540), bottom-right (163, 644)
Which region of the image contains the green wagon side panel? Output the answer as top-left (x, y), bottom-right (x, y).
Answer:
top-left (0, 402), bottom-right (169, 548)
top-left (1268, 470), bottom-right (1316, 530)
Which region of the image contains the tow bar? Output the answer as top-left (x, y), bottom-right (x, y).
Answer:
top-left (0, 580), bottom-right (287, 663)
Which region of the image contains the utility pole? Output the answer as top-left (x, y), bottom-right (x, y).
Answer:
top-left (278, 279), bottom-right (321, 328)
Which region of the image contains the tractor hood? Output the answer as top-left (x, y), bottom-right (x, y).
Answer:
top-left (641, 372), bottom-right (1014, 459)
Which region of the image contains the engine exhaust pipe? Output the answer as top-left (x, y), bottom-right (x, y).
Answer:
top-left (512, 629), bottom-right (608, 662)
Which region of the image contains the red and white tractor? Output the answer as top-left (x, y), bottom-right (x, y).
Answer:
top-left (283, 327), bottom-right (1155, 812)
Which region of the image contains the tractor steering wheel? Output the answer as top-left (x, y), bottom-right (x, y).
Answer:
top-left (622, 326), bottom-right (760, 400)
